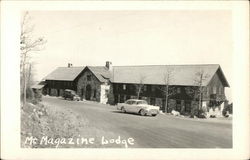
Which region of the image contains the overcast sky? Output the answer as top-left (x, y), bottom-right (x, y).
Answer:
top-left (28, 10), bottom-right (232, 101)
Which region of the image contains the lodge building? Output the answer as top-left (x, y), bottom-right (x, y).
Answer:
top-left (43, 61), bottom-right (230, 114)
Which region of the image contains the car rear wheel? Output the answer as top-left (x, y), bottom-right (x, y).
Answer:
top-left (121, 107), bottom-right (126, 113)
top-left (140, 109), bottom-right (147, 116)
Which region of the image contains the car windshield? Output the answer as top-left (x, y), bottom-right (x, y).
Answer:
top-left (136, 100), bottom-right (147, 105)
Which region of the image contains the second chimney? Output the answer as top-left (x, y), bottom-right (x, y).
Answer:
top-left (105, 61), bottom-right (112, 71)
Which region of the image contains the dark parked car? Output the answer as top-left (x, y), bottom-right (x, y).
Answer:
top-left (63, 89), bottom-right (80, 101)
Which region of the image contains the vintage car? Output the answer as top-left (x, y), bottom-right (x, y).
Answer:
top-left (63, 89), bottom-right (80, 101)
top-left (117, 99), bottom-right (160, 116)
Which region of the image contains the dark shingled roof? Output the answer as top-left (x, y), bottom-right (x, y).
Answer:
top-left (111, 64), bottom-right (229, 87)
top-left (87, 66), bottom-right (112, 83)
top-left (44, 66), bottom-right (85, 81)
top-left (31, 81), bottom-right (47, 89)
top-left (44, 64), bottom-right (229, 87)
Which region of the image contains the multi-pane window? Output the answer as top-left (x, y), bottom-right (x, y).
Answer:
top-left (129, 85), bottom-right (133, 91)
top-left (206, 87), bottom-right (209, 96)
top-left (213, 86), bottom-right (217, 94)
top-left (143, 85), bottom-right (147, 91)
top-left (218, 86), bottom-right (223, 95)
top-left (151, 86), bottom-right (155, 92)
top-left (123, 84), bottom-right (126, 90)
top-left (176, 100), bottom-right (181, 112)
top-left (185, 101), bottom-right (191, 112)
top-left (177, 88), bottom-right (181, 94)
top-left (150, 97), bottom-right (156, 105)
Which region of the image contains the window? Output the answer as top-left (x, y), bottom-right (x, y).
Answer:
top-left (206, 87), bottom-right (209, 96)
top-left (87, 75), bottom-right (91, 81)
top-left (126, 95), bottom-right (131, 100)
top-left (185, 101), bottom-right (191, 112)
top-left (126, 100), bottom-right (131, 105)
top-left (176, 100), bottom-right (181, 112)
top-left (120, 95), bottom-right (125, 103)
top-left (151, 86), bottom-right (155, 92)
top-left (150, 98), bottom-right (156, 105)
top-left (129, 85), bottom-right (133, 91)
top-left (137, 100), bottom-right (148, 105)
top-left (213, 86), bottom-right (217, 94)
top-left (123, 84), bottom-right (126, 90)
top-left (143, 85), bottom-right (147, 91)
top-left (177, 88), bottom-right (181, 94)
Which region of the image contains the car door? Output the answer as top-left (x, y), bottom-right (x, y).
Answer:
top-left (129, 101), bottom-right (139, 113)
top-left (123, 100), bottom-right (131, 112)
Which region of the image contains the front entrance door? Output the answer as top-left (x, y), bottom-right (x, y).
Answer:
top-left (85, 85), bottom-right (91, 100)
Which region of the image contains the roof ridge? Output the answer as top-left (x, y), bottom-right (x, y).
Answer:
top-left (113, 64), bottom-right (220, 67)
top-left (87, 66), bottom-right (106, 68)
top-left (58, 66), bottom-right (85, 68)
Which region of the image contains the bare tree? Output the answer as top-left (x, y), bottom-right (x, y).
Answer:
top-left (157, 67), bottom-right (175, 113)
top-left (193, 70), bottom-right (209, 110)
top-left (134, 75), bottom-right (146, 99)
top-left (20, 11), bottom-right (46, 105)
top-left (162, 68), bottom-right (175, 113)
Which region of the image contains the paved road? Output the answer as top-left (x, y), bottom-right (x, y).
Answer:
top-left (43, 96), bottom-right (232, 148)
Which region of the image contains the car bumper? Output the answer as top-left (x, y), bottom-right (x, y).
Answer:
top-left (147, 109), bottom-right (159, 115)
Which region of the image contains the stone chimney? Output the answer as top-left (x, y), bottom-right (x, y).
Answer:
top-left (68, 63), bottom-right (73, 68)
top-left (105, 61), bottom-right (112, 71)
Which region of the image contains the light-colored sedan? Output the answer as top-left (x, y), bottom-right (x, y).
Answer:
top-left (117, 99), bottom-right (160, 116)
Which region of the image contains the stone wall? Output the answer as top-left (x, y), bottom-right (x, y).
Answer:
top-left (77, 70), bottom-right (101, 102)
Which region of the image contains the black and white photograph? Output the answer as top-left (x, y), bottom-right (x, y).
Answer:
top-left (1, 1), bottom-right (249, 160)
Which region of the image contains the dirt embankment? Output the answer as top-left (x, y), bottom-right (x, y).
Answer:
top-left (21, 102), bottom-right (127, 148)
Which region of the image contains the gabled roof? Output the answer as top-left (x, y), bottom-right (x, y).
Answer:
top-left (111, 64), bottom-right (229, 87)
top-left (87, 66), bottom-right (111, 83)
top-left (31, 81), bottom-right (46, 89)
top-left (44, 64), bottom-right (229, 87)
top-left (44, 66), bottom-right (85, 81)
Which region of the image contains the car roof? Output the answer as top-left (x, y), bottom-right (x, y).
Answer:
top-left (65, 89), bottom-right (75, 92)
top-left (126, 99), bottom-right (146, 102)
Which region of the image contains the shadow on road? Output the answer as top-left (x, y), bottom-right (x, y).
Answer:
top-left (111, 110), bottom-right (156, 118)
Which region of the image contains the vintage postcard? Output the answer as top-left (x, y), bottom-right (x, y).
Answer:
top-left (1, 1), bottom-right (249, 160)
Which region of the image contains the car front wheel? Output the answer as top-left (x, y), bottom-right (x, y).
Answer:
top-left (140, 109), bottom-right (147, 116)
top-left (121, 107), bottom-right (126, 113)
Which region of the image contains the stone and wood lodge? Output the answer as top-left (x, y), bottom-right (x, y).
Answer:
top-left (42, 61), bottom-right (230, 114)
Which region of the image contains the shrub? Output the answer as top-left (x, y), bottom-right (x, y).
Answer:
top-left (223, 103), bottom-right (233, 117)
top-left (34, 89), bottom-right (42, 101)
top-left (190, 106), bottom-right (206, 118)
top-left (190, 107), bottom-right (198, 118)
